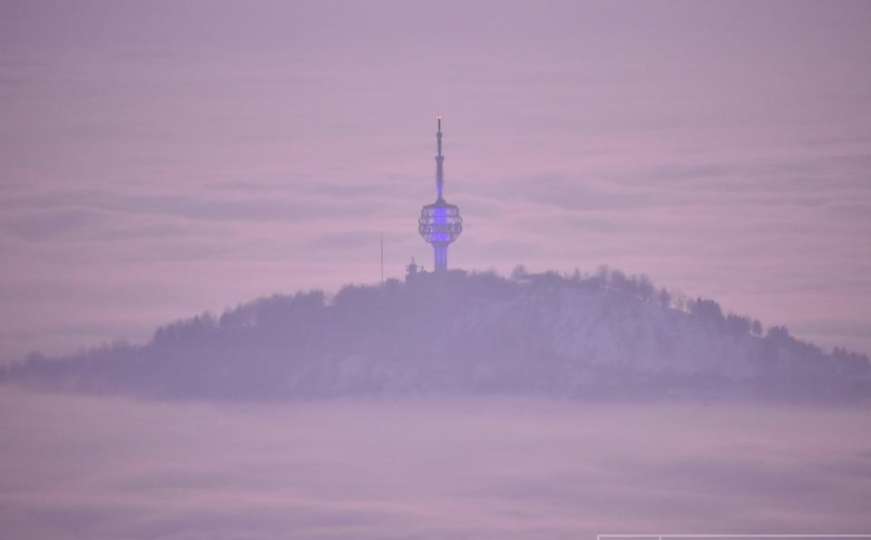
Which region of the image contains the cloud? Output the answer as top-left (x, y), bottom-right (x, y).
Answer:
top-left (1, 186), bottom-right (391, 226)
top-left (2, 392), bottom-right (871, 538)
top-left (1, 208), bottom-right (103, 241)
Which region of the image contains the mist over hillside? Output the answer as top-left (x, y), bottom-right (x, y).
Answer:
top-left (4, 267), bottom-right (870, 401)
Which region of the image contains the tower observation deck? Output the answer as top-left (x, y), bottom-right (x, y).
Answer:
top-left (418, 118), bottom-right (463, 272)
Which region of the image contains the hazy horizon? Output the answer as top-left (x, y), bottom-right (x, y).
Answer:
top-left (3, 388), bottom-right (870, 539)
top-left (3, 0), bottom-right (871, 363)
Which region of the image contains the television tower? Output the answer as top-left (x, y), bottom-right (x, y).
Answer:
top-left (418, 117), bottom-right (463, 272)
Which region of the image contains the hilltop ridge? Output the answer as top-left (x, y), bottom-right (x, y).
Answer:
top-left (5, 267), bottom-right (870, 401)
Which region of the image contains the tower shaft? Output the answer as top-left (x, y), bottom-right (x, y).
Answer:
top-left (434, 245), bottom-right (447, 272)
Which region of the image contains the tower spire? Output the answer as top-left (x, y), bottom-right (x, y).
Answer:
top-left (435, 116), bottom-right (444, 201)
top-left (419, 117), bottom-right (463, 272)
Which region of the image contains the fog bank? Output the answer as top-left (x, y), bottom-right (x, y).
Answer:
top-left (2, 389), bottom-right (870, 539)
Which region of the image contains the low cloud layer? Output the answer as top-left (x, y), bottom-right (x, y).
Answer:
top-left (1, 389), bottom-right (870, 539)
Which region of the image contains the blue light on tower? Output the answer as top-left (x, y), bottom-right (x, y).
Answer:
top-left (419, 118), bottom-right (463, 272)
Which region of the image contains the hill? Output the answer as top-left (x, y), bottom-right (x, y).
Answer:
top-left (4, 267), bottom-right (870, 401)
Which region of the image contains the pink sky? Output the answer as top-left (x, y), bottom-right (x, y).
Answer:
top-left (1, 0), bottom-right (870, 362)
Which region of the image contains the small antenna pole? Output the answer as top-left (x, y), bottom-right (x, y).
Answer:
top-left (380, 233), bottom-right (384, 284)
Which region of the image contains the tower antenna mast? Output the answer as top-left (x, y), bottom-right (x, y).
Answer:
top-left (418, 117), bottom-right (463, 272)
top-left (436, 116), bottom-right (444, 201)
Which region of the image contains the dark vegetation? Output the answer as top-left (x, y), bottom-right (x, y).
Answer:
top-left (3, 267), bottom-right (870, 401)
